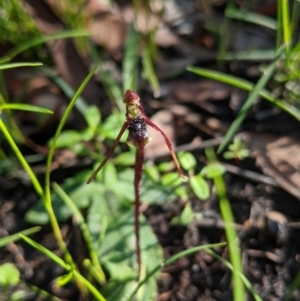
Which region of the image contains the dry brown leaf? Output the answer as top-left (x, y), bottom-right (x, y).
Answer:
top-left (242, 132), bottom-right (300, 200)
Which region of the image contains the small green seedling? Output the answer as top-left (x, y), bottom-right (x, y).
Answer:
top-left (223, 137), bottom-right (250, 162)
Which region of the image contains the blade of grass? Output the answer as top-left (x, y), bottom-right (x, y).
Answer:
top-left (280, 0), bottom-right (291, 50)
top-left (0, 29), bottom-right (91, 64)
top-left (225, 7), bottom-right (277, 30)
top-left (207, 249), bottom-right (263, 301)
top-left (290, 0), bottom-right (300, 34)
top-left (218, 0), bottom-right (235, 61)
top-left (127, 242), bottom-right (227, 301)
top-left (186, 66), bottom-right (300, 122)
top-left (219, 49), bottom-right (276, 61)
top-left (0, 226), bottom-right (41, 247)
top-left (188, 44), bottom-right (286, 153)
top-left (285, 268), bottom-right (300, 301)
top-left (43, 62), bottom-right (100, 294)
top-left (206, 148), bottom-right (244, 301)
top-left (0, 62), bottom-right (43, 70)
top-left (52, 182), bottom-right (106, 284)
top-left (19, 234), bottom-right (107, 301)
top-left (123, 22), bottom-right (139, 92)
top-left (0, 118), bottom-right (44, 198)
top-left (45, 62), bottom-right (100, 203)
top-left (41, 66), bottom-right (89, 118)
top-left (141, 34), bottom-right (160, 96)
top-left (0, 103), bottom-right (53, 114)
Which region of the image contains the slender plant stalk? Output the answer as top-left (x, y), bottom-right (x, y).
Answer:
top-left (43, 63), bottom-right (100, 293)
top-left (206, 148), bottom-right (244, 301)
top-left (87, 89), bottom-right (184, 276)
top-left (127, 242), bottom-right (227, 301)
top-left (280, 0), bottom-right (291, 50)
top-left (52, 182), bottom-right (106, 284)
top-left (20, 234), bottom-right (106, 301)
top-left (134, 148), bottom-right (144, 274)
top-left (0, 119), bottom-right (44, 198)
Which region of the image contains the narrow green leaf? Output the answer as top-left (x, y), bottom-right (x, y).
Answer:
top-left (19, 235), bottom-right (107, 301)
top-left (123, 23), bottom-right (139, 92)
top-left (171, 203), bottom-right (194, 226)
top-left (0, 103), bottom-right (53, 114)
top-left (1, 29), bottom-right (92, 63)
top-left (0, 226), bottom-right (41, 247)
top-left (19, 235), bottom-right (69, 270)
top-left (142, 46), bottom-right (160, 96)
top-left (45, 62), bottom-right (100, 207)
top-left (127, 242), bottom-right (227, 301)
top-left (188, 45), bottom-right (287, 153)
top-left (187, 65), bottom-right (300, 122)
top-left (0, 62), bottom-right (43, 70)
top-left (41, 66), bottom-right (89, 118)
top-left (226, 7), bottom-right (277, 30)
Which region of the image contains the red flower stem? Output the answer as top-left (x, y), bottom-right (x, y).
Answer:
top-left (86, 122), bottom-right (128, 184)
top-left (134, 147), bottom-right (144, 276)
top-left (145, 117), bottom-right (185, 179)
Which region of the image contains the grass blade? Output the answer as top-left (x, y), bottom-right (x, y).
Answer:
top-left (19, 234), bottom-right (107, 301)
top-left (207, 249), bottom-right (263, 301)
top-left (41, 66), bottom-right (89, 118)
top-left (0, 227), bottom-right (41, 247)
top-left (0, 62), bottom-right (43, 70)
top-left (0, 29), bottom-right (91, 64)
top-left (188, 45), bottom-right (286, 153)
top-left (123, 23), bottom-right (139, 92)
top-left (127, 242), bottom-right (227, 301)
top-left (0, 119), bottom-right (44, 198)
top-left (45, 62), bottom-right (100, 204)
top-left (52, 182), bottom-right (106, 284)
top-left (206, 148), bottom-right (244, 301)
top-left (0, 103), bottom-right (53, 114)
top-left (186, 66), bottom-right (300, 122)
top-left (226, 7), bottom-right (277, 30)
top-left (20, 234), bottom-right (69, 270)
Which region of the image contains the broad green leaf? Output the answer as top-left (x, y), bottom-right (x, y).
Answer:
top-left (201, 164), bottom-right (226, 179)
top-left (190, 174), bottom-right (210, 200)
top-left (157, 161), bottom-right (173, 173)
top-left (88, 188), bottom-right (162, 301)
top-left (161, 172), bottom-right (181, 187)
top-left (144, 165), bottom-right (160, 183)
top-left (171, 203), bottom-right (194, 226)
top-left (113, 151), bottom-right (135, 166)
top-left (178, 151), bottom-right (197, 172)
top-left (48, 130), bottom-right (83, 148)
top-left (85, 105), bottom-right (101, 129)
top-left (174, 185), bottom-right (189, 201)
top-left (0, 263), bottom-right (20, 286)
top-left (100, 112), bottom-right (126, 141)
